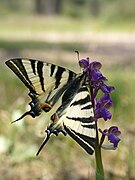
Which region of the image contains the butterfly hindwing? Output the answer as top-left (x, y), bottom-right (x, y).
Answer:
top-left (60, 86), bottom-right (96, 155)
top-left (37, 79), bottom-right (96, 155)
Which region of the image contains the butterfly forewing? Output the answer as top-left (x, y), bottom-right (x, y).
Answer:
top-left (6, 58), bottom-right (76, 105)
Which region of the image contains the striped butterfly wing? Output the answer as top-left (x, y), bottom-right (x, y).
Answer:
top-left (61, 86), bottom-right (96, 155)
top-left (37, 81), bottom-right (96, 155)
top-left (5, 58), bottom-right (76, 121)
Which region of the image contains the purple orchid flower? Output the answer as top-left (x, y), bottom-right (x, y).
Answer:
top-left (99, 126), bottom-right (121, 149)
top-left (95, 94), bottom-right (112, 121)
top-left (79, 57), bottom-right (90, 70)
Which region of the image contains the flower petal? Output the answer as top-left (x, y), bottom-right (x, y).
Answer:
top-left (95, 108), bottom-right (112, 121)
top-left (92, 70), bottom-right (106, 81)
top-left (99, 126), bottom-right (121, 149)
top-left (108, 134), bottom-right (120, 148)
top-left (96, 94), bottom-right (113, 109)
top-left (90, 61), bottom-right (102, 70)
top-left (79, 58), bottom-right (89, 69)
top-left (101, 84), bottom-right (115, 93)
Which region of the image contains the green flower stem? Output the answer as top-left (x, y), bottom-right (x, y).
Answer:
top-left (95, 123), bottom-right (105, 180)
top-left (89, 85), bottom-right (104, 179)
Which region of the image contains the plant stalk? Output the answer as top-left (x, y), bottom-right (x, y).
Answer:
top-left (95, 122), bottom-right (105, 180)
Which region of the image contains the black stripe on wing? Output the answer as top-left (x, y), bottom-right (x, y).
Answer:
top-left (81, 124), bottom-right (96, 129)
top-left (66, 116), bottom-right (95, 123)
top-left (50, 64), bottom-right (55, 76)
top-left (55, 66), bottom-right (65, 89)
top-left (37, 61), bottom-right (45, 92)
top-left (12, 59), bottom-right (31, 83)
top-left (5, 59), bottom-right (36, 93)
top-left (70, 95), bottom-right (90, 106)
top-left (81, 104), bottom-right (93, 110)
top-left (64, 126), bottom-right (95, 155)
top-left (78, 86), bottom-right (88, 92)
top-left (68, 71), bottom-right (76, 83)
top-left (30, 59), bottom-right (36, 75)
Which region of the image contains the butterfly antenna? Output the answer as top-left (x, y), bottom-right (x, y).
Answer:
top-left (75, 50), bottom-right (82, 72)
top-left (36, 130), bottom-right (51, 156)
top-left (75, 50), bottom-right (80, 61)
top-left (11, 111), bottom-right (30, 123)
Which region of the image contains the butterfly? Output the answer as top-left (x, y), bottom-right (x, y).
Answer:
top-left (5, 58), bottom-right (96, 156)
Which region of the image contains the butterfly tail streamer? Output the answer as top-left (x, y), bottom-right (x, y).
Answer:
top-left (11, 111), bottom-right (31, 123)
top-left (36, 130), bottom-right (51, 156)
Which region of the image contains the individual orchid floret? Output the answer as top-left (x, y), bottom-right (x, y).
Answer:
top-left (91, 69), bottom-right (107, 82)
top-left (92, 81), bottom-right (115, 98)
top-left (79, 57), bottom-right (90, 71)
top-left (95, 94), bottom-right (112, 121)
top-left (90, 61), bottom-right (102, 71)
top-left (100, 83), bottom-right (115, 94)
top-left (90, 61), bottom-right (107, 83)
top-left (96, 94), bottom-right (113, 109)
top-left (99, 126), bottom-right (121, 149)
top-left (95, 107), bottom-right (112, 121)
top-left (79, 59), bottom-right (105, 82)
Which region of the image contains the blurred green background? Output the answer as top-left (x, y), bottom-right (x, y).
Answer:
top-left (0, 0), bottom-right (135, 179)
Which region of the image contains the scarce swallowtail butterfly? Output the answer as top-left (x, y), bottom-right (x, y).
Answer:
top-left (5, 58), bottom-right (96, 156)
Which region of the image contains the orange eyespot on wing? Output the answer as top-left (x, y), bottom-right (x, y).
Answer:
top-left (41, 103), bottom-right (52, 112)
